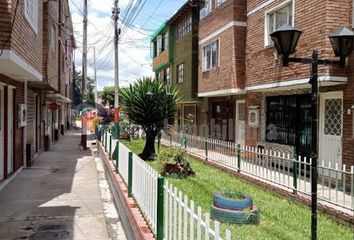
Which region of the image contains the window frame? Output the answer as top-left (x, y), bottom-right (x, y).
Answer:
top-left (203, 40), bottom-right (219, 71)
top-left (264, 0), bottom-right (294, 47)
top-left (24, 0), bottom-right (39, 34)
top-left (177, 63), bottom-right (184, 83)
top-left (200, 0), bottom-right (212, 20)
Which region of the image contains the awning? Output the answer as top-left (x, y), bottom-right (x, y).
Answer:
top-left (46, 93), bottom-right (72, 103)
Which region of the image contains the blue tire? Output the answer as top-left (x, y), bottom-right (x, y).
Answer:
top-left (213, 192), bottom-right (253, 211)
top-left (210, 204), bottom-right (260, 224)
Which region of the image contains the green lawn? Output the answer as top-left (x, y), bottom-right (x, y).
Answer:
top-left (122, 139), bottom-right (353, 240)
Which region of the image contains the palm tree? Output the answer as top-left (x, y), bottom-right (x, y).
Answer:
top-left (120, 77), bottom-right (180, 160)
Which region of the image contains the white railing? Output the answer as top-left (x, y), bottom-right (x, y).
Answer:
top-left (164, 181), bottom-right (231, 240)
top-left (132, 153), bottom-right (159, 233)
top-left (161, 132), bottom-right (354, 211)
top-left (100, 130), bottom-right (233, 239)
top-left (118, 142), bottom-right (130, 184)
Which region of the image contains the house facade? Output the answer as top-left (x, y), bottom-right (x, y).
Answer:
top-left (167, 2), bottom-right (200, 134)
top-left (245, 0), bottom-right (354, 168)
top-left (0, 0), bottom-right (74, 183)
top-left (197, 0), bottom-right (247, 142)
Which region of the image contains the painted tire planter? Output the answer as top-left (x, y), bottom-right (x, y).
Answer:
top-left (213, 192), bottom-right (253, 211)
top-left (210, 204), bottom-right (260, 224)
top-left (210, 191), bottom-right (260, 224)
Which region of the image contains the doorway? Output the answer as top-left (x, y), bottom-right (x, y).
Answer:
top-left (235, 100), bottom-right (245, 145)
top-left (0, 85), bottom-right (4, 180)
top-left (7, 87), bottom-right (14, 175)
top-left (319, 92), bottom-right (343, 171)
top-left (210, 100), bottom-right (235, 141)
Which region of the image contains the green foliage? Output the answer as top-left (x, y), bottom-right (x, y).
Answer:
top-left (120, 77), bottom-right (180, 131)
top-left (101, 86), bottom-right (115, 107)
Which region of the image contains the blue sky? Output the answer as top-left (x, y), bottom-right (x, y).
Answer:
top-left (69, 0), bottom-right (187, 91)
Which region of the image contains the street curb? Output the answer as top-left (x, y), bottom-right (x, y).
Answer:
top-left (97, 140), bottom-right (155, 240)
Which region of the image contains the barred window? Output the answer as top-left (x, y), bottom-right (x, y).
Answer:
top-left (177, 63), bottom-right (184, 83)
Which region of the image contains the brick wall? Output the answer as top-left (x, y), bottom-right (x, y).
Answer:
top-left (198, 0), bottom-right (246, 94)
top-left (0, 74), bottom-right (24, 174)
top-left (245, 0), bottom-right (354, 167)
top-left (0, 0), bottom-right (43, 74)
top-left (245, 0), bottom-right (350, 88)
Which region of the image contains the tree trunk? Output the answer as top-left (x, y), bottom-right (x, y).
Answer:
top-left (139, 130), bottom-right (157, 160)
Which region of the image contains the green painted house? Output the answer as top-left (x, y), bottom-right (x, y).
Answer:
top-left (151, 2), bottom-right (200, 133)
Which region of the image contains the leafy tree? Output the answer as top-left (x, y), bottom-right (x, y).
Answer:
top-left (101, 86), bottom-right (115, 107)
top-left (73, 70), bottom-right (95, 106)
top-left (120, 77), bottom-right (180, 160)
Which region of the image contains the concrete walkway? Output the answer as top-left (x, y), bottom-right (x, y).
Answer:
top-left (0, 130), bottom-right (127, 240)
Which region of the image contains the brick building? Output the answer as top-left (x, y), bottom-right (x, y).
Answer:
top-left (0, 0), bottom-right (74, 184)
top-left (197, 0), bottom-right (247, 142)
top-left (245, 0), bottom-right (354, 168)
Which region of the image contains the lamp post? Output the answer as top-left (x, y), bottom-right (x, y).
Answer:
top-left (270, 24), bottom-right (354, 240)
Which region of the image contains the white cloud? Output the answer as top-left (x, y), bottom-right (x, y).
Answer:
top-left (70, 0), bottom-right (153, 91)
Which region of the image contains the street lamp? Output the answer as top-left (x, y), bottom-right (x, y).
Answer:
top-left (270, 24), bottom-right (354, 240)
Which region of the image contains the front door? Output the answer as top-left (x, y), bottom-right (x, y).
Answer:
top-left (0, 85), bottom-right (4, 180)
top-left (319, 92), bottom-right (343, 170)
top-left (211, 101), bottom-right (234, 141)
top-left (235, 100), bottom-right (245, 145)
top-left (7, 87), bottom-right (14, 175)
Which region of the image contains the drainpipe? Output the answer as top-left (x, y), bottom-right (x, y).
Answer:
top-left (23, 80), bottom-right (27, 168)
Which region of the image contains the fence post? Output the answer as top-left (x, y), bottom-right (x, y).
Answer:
top-left (115, 140), bottom-right (119, 173)
top-left (205, 138), bottom-right (208, 161)
top-left (109, 134), bottom-right (112, 159)
top-left (293, 154), bottom-right (298, 194)
top-left (170, 134), bottom-right (172, 147)
top-left (128, 151), bottom-right (133, 197)
top-left (156, 176), bottom-right (164, 240)
top-left (104, 131), bottom-right (107, 151)
top-left (237, 144), bottom-right (241, 172)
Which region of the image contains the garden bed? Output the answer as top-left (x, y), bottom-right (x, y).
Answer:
top-left (122, 139), bottom-right (353, 240)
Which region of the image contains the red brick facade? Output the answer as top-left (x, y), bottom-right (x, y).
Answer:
top-left (0, 0), bottom-right (74, 180)
top-left (195, 0), bottom-right (354, 167)
top-left (245, 0), bottom-right (354, 167)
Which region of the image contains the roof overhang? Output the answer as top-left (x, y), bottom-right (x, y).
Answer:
top-left (0, 50), bottom-right (42, 82)
top-left (245, 76), bottom-right (347, 92)
top-left (150, 22), bottom-right (168, 42)
top-left (198, 88), bottom-right (246, 97)
top-left (29, 81), bottom-right (57, 91)
top-left (46, 93), bottom-right (72, 103)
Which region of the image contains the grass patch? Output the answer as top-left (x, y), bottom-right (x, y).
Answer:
top-left (122, 139), bottom-right (353, 240)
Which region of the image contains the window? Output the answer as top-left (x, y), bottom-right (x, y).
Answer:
top-left (24, 0), bottom-right (38, 33)
top-left (200, 0), bottom-right (211, 20)
top-left (175, 13), bottom-right (192, 41)
top-left (216, 0), bottom-right (227, 7)
top-left (266, 94), bottom-right (312, 149)
top-left (265, 1), bottom-right (293, 46)
top-left (203, 40), bottom-right (219, 70)
top-left (164, 68), bottom-right (171, 84)
top-left (177, 63), bottom-right (184, 83)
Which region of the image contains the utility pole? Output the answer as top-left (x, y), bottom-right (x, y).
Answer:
top-left (112, 0), bottom-right (120, 139)
top-left (82, 0), bottom-right (88, 96)
top-left (94, 46), bottom-right (97, 107)
top-left (81, 0), bottom-right (88, 150)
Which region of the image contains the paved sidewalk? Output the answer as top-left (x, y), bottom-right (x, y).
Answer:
top-left (0, 130), bottom-right (126, 240)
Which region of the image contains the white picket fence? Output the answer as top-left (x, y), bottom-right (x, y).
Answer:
top-left (164, 181), bottom-right (231, 240)
top-left (118, 142), bottom-right (130, 184)
top-left (100, 130), bottom-right (233, 239)
top-left (161, 132), bottom-right (354, 211)
top-left (132, 153), bottom-right (159, 233)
